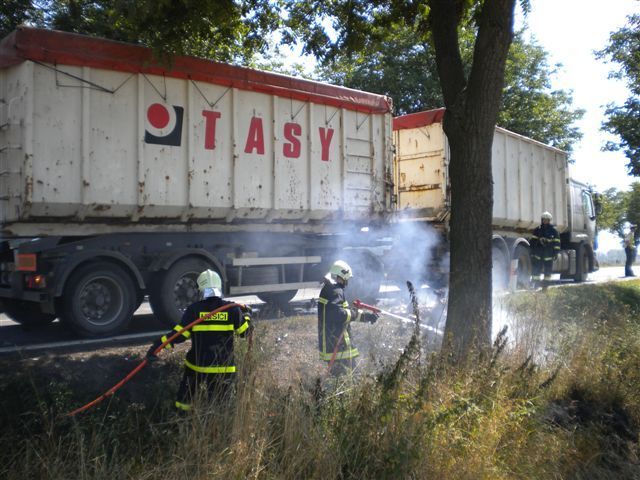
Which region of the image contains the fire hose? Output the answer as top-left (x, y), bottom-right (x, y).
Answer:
top-left (352, 299), bottom-right (443, 336)
top-left (325, 298), bottom-right (444, 374)
top-left (66, 302), bottom-right (244, 417)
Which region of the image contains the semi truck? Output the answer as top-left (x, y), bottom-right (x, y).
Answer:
top-left (392, 109), bottom-right (598, 289)
top-left (0, 27), bottom-right (393, 336)
top-left (0, 28), bottom-right (597, 337)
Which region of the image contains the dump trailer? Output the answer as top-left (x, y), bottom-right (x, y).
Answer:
top-left (0, 28), bottom-right (394, 336)
top-left (392, 109), bottom-right (598, 288)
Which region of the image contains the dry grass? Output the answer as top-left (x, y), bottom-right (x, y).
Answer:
top-left (1, 281), bottom-right (640, 479)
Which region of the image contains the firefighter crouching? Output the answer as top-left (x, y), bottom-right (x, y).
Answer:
top-left (530, 211), bottom-right (560, 286)
top-left (146, 270), bottom-right (252, 411)
top-left (318, 260), bottom-right (379, 375)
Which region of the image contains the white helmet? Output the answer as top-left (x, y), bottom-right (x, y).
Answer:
top-left (197, 269), bottom-right (222, 292)
top-left (327, 260), bottom-right (353, 282)
top-left (541, 211), bottom-right (553, 221)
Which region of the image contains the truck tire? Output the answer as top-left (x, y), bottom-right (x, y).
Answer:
top-left (149, 257), bottom-right (212, 326)
top-left (257, 290), bottom-right (298, 309)
top-left (574, 243), bottom-right (589, 283)
top-left (2, 299), bottom-right (57, 327)
top-left (62, 261), bottom-right (136, 337)
top-left (514, 245), bottom-right (532, 289)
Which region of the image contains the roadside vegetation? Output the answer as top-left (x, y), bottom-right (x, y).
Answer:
top-left (1, 281), bottom-right (640, 479)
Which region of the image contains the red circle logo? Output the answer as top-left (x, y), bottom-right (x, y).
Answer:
top-left (147, 103), bottom-right (170, 129)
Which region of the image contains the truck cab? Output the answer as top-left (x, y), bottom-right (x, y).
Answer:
top-left (557, 179), bottom-right (598, 281)
top-left (568, 179), bottom-right (597, 246)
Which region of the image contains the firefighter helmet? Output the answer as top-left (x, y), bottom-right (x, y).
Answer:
top-left (197, 269), bottom-right (222, 292)
top-left (541, 211), bottom-right (553, 222)
top-left (328, 260), bottom-right (353, 282)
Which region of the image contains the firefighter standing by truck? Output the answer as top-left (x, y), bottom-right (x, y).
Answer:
top-left (146, 270), bottom-right (252, 411)
top-left (530, 211), bottom-right (561, 286)
top-left (318, 260), bottom-right (379, 375)
top-left (624, 225), bottom-right (637, 277)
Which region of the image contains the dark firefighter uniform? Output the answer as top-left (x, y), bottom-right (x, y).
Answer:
top-left (149, 297), bottom-right (251, 411)
top-left (318, 280), bottom-right (358, 373)
top-left (317, 281), bottom-right (376, 374)
top-left (531, 223), bottom-right (560, 281)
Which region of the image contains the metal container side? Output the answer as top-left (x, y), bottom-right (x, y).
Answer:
top-left (1, 60), bottom-right (392, 233)
top-left (393, 121), bottom-right (448, 220)
top-left (0, 63), bottom-right (30, 226)
top-left (393, 111), bottom-right (569, 232)
top-left (492, 127), bottom-right (568, 232)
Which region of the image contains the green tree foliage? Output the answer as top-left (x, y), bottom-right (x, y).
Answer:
top-left (315, 21), bottom-right (444, 115)
top-left (499, 33), bottom-right (583, 152)
top-left (0, 0), bottom-right (47, 38)
top-left (597, 187), bottom-right (628, 239)
top-left (312, 17), bottom-right (582, 152)
top-left (626, 182), bottom-right (640, 229)
top-left (1, 0), bottom-right (280, 64)
top-left (596, 183), bottom-right (640, 239)
top-left (597, 14), bottom-right (640, 175)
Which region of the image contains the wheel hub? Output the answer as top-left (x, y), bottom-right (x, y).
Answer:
top-left (77, 276), bottom-right (123, 325)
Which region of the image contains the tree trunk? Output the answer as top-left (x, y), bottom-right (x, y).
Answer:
top-left (443, 114), bottom-right (495, 357)
top-left (429, 0), bottom-right (516, 360)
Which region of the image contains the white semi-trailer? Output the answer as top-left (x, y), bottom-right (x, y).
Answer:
top-left (0, 28), bottom-right (393, 335)
top-left (392, 109), bottom-right (598, 289)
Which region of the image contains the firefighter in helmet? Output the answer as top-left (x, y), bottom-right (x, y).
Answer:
top-left (317, 260), bottom-right (379, 375)
top-left (147, 269), bottom-right (252, 411)
top-left (624, 224), bottom-right (637, 277)
top-left (530, 211), bottom-right (560, 285)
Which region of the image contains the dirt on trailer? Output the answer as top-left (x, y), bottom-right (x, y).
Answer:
top-left (0, 291), bottom-right (446, 412)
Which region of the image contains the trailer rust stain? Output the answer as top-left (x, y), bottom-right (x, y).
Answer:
top-left (24, 175), bottom-right (33, 202)
top-left (399, 183), bottom-right (441, 192)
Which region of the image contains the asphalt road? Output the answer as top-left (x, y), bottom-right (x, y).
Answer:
top-left (0, 290), bottom-right (321, 356)
top-left (0, 266), bottom-right (635, 356)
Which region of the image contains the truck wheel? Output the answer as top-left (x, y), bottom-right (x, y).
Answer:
top-left (62, 262), bottom-right (136, 337)
top-left (574, 244), bottom-right (588, 283)
top-left (257, 290), bottom-right (298, 310)
top-left (514, 245), bottom-right (532, 289)
top-left (2, 299), bottom-right (57, 327)
top-left (150, 257), bottom-right (211, 326)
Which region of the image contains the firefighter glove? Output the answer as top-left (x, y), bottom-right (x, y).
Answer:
top-left (146, 346), bottom-right (158, 362)
top-left (146, 340), bottom-right (162, 361)
top-left (241, 304), bottom-right (253, 314)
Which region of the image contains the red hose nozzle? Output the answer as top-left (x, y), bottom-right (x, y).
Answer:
top-left (352, 299), bottom-right (381, 313)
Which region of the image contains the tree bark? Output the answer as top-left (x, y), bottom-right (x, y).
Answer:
top-left (429, 0), bottom-right (516, 360)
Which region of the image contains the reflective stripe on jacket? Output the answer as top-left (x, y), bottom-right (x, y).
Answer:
top-left (156, 297), bottom-right (250, 374)
top-left (531, 223), bottom-right (560, 260)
